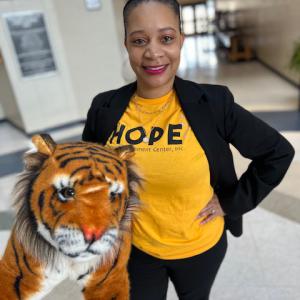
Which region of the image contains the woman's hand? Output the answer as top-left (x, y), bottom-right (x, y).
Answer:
top-left (196, 193), bottom-right (225, 225)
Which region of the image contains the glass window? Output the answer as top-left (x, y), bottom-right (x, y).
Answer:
top-left (182, 6), bottom-right (194, 22)
top-left (183, 21), bottom-right (195, 35)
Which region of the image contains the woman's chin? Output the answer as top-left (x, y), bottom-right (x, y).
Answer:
top-left (139, 73), bottom-right (174, 90)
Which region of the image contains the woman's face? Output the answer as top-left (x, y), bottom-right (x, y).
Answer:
top-left (124, 2), bottom-right (184, 95)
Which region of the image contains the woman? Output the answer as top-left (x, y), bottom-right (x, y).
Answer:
top-left (82, 0), bottom-right (295, 299)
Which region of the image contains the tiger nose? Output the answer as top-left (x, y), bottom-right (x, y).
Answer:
top-left (82, 225), bottom-right (104, 242)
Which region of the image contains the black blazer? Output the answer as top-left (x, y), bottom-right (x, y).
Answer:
top-left (82, 76), bottom-right (295, 237)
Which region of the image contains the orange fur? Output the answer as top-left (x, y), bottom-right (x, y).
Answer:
top-left (0, 134), bottom-right (142, 300)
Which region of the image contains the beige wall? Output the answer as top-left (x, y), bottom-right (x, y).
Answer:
top-left (112, 0), bottom-right (126, 45)
top-left (0, 104), bottom-right (4, 120)
top-left (0, 59), bottom-right (23, 127)
top-left (0, 0), bottom-right (125, 133)
top-left (254, 0), bottom-right (300, 85)
top-left (216, 0), bottom-right (300, 85)
top-left (52, 0), bottom-right (125, 116)
top-left (112, 0), bottom-right (137, 83)
top-left (0, 75), bottom-right (5, 119)
top-left (0, 54), bottom-right (4, 119)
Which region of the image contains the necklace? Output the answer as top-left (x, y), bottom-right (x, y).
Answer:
top-left (132, 91), bottom-right (173, 115)
top-left (133, 92), bottom-right (173, 143)
top-left (134, 98), bottom-right (171, 115)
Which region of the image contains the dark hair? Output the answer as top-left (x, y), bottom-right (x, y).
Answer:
top-left (123, 0), bottom-right (182, 38)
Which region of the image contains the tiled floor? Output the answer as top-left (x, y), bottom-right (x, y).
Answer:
top-left (0, 35), bottom-right (299, 299)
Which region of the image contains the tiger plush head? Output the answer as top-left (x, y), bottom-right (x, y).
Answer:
top-left (13, 134), bottom-right (142, 267)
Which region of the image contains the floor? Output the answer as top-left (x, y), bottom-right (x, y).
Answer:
top-left (0, 35), bottom-right (299, 299)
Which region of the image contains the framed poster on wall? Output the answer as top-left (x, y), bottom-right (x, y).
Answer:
top-left (4, 11), bottom-right (57, 78)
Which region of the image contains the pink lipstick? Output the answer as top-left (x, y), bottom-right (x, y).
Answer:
top-left (143, 65), bottom-right (168, 75)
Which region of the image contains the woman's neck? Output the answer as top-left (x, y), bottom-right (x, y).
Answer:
top-left (136, 78), bottom-right (174, 99)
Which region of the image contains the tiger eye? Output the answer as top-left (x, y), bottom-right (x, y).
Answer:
top-left (110, 192), bottom-right (117, 202)
top-left (58, 187), bottom-right (75, 202)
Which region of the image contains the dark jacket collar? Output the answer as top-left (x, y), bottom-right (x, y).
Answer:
top-left (107, 75), bottom-right (205, 108)
top-left (174, 76), bottom-right (205, 103)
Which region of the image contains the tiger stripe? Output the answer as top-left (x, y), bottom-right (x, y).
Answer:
top-left (96, 153), bottom-right (123, 168)
top-left (60, 145), bottom-right (86, 150)
top-left (53, 211), bottom-right (66, 231)
top-left (95, 158), bottom-right (110, 165)
top-left (114, 164), bottom-right (122, 175)
top-left (86, 146), bottom-right (116, 155)
top-left (95, 245), bottom-right (121, 288)
top-left (55, 151), bottom-right (84, 161)
top-left (105, 165), bottom-right (115, 175)
top-left (77, 269), bottom-right (92, 281)
top-left (49, 188), bottom-right (60, 217)
top-left (23, 253), bottom-right (37, 276)
top-left (60, 156), bottom-right (90, 168)
top-left (37, 189), bottom-right (57, 238)
top-left (70, 166), bottom-right (91, 178)
top-left (12, 237), bottom-right (23, 300)
top-left (38, 191), bottom-right (45, 216)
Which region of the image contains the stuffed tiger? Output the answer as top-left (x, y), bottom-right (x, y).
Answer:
top-left (0, 134), bottom-right (142, 300)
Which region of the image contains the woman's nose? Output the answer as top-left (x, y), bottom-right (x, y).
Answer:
top-left (144, 42), bottom-right (163, 59)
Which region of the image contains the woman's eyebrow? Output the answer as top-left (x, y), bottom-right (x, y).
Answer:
top-left (129, 27), bottom-right (176, 36)
top-left (158, 27), bottom-right (176, 32)
top-left (129, 30), bottom-right (145, 36)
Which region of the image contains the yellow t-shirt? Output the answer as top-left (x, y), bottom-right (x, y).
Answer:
top-left (106, 89), bottom-right (224, 259)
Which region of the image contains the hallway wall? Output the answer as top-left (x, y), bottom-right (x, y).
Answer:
top-left (0, 53), bottom-right (4, 119)
top-left (216, 0), bottom-right (300, 85)
top-left (0, 105), bottom-right (4, 120)
top-left (52, 0), bottom-right (125, 116)
top-left (0, 52), bottom-right (24, 128)
top-left (253, 0), bottom-right (300, 85)
top-left (0, 55), bottom-right (23, 127)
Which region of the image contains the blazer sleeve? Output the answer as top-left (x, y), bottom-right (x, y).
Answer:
top-left (218, 87), bottom-right (295, 218)
top-left (82, 96), bottom-right (99, 142)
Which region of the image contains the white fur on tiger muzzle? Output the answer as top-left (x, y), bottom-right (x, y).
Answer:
top-left (38, 223), bottom-right (119, 262)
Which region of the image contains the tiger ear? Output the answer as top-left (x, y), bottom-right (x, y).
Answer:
top-left (115, 145), bottom-right (135, 160)
top-left (31, 134), bottom-right (56, 155)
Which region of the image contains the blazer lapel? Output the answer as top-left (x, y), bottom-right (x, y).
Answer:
top-left (174, 76), bottom-right (220, 188)
top-left (98, 81), bottom-right (136, 144)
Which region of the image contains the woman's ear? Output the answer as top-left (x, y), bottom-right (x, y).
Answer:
top-left (180, 33), bottom-right (185, 49)
top-left (124, 36), bottom-right (129, 50)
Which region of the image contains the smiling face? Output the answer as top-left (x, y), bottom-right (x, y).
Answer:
top-left (124, 1), bottom-right (184, 98)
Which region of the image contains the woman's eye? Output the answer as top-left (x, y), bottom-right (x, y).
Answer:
top-left (162, 36), bottom-right (174, 43)
top-left (132, 39), bottom-right (146, 46)
top-left (58, 187), bottom-right (75, 202)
